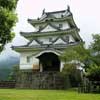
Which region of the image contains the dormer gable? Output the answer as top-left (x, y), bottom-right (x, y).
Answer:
top-left (54, 38), bottom-right (67, 45)
top-left (41, 24), bottom-right (57, 32)
top-left (29, 40), bottom-right (40, 46)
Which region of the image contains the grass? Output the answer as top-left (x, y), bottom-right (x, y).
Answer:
top-left (0, 89), bottom-right (100, 100)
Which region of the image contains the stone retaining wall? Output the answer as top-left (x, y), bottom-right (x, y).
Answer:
top-left (16, 71), bottom-right (65, 89)
top-left (0, 81), bottom-right (16, 88)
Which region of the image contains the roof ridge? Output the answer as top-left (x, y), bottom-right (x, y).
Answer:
top-left (45, 10), bottom-right (66, 14)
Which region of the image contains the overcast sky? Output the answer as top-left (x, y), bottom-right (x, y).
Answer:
top-left (13, 0), bottom-right (100, 47)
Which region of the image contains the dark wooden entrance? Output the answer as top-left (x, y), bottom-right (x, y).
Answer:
top-left (38, 52), bottom-right (60, 72)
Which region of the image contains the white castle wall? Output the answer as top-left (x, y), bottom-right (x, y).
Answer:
top-left (20, 52), bottom-right (39, 70)
top-left (29, 34), bottom-right (75, 46)
top-left (34, 21), bottom-right (70, 32)
top-left (53, 22), bottom-right (70, 30)
top-left (18, 10), bottom-right (77, 71)
top-left (19, 50), bottom-right (64, 71)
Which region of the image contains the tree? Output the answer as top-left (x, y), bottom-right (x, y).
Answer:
top-left (60, 43), bottom-right (90, 65)
top-left (0, 0), bottom-right (18, 51)
top-left (86, 64), bottom-right (100, 81)
top-left (60, 43), bottom-right (90, 86)
top-left (86, 34), bottom-right (100, 81)
top-left (90, 34), bottom-right (100, 52)
top-left (60, 34), bottom-right (100, 87)
top-left (89, 34), bottom-right (100, 66)
top-left (8, 65), bottom-right (19, 81)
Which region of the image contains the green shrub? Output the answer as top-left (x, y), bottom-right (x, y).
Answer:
top-left (62, 64), bottom-right (82, 87)
top-left (86, 64), bottom-right (100, 81)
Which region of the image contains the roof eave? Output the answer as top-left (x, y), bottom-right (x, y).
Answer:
top-left (28, 16), bottom-right (72, 25)
top-left (12, 46), bottom-right (40, 52)
top-left (20, 28), bottom-right (77, 38)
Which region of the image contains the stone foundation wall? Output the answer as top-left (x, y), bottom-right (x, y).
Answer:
top-left (0, 81), bottom-right (16, 88)
top-left (16, 70), bottom-right (65, 89)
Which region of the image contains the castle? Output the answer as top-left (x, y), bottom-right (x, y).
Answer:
top-left (13, 6), bottom-right (83, 89)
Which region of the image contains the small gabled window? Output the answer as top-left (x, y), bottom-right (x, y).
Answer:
top-left (50, 19), bottom-right (53, 21)
top-left (38, 26), bottom-right (42, 31)
top-left (49, 37), bottom-right (53, 42)
top-left (59, 24), bottom-right (63, 28)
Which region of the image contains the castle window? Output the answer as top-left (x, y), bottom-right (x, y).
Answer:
top-left (27, 56), bottom-right (30, 63)
top-left (50, 19), bottom-right (53, 21)
top-left (38, 26), bottom-right (42, 31)
top-left (61, 15), bottom-right (63, 17)
top-left (45, 19), bottom-right (48, 22)
top-left (65, 36), bottom-right (69, 42)
top-left (49, 37), bottom-right (53, 42)
top-left (59, 24), bottom-right (63, 28)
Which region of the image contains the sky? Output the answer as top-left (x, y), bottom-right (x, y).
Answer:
top-left (12, 0), bottom-right (100, 47)
top-left (0, 0), bottom-right (100, 63)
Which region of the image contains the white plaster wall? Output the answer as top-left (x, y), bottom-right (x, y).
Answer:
top-left (39, 37), bottom-right (50, 44)
top-left (34, 21), bottom-right (70, 32)
top-left (52, 13), bottom-right (63, 18)
top-left (54, 38), bottom-right (66, 44)
top-left (62, 22), bottom-right (70, 30)
top-left (34, 25), bottom-right (39, 32)
top-left (20, 57), bottom-right (39, 70)
top-left (34, 24), bottom-right (46, 32)
top-left (20, 52), bottom-right (40, 69)
top-left (60, 61), bottom-right (65, 72)
top-left (69, 35), bottom-right (75, 43)
top-left (37, 36), bottom-right (58, 45)
top-left (20, 53), bottom-right (27, 64)
top-left (53, 22), bottom-right (70, 30)
top-left (20, 64), bottom-right (33, 69)
top-left (30, 35), bottom-right (72, 45)
top-left (29, 40), bottom-right (40, 46)
top-left (19, 50), bottom-right (64, 71)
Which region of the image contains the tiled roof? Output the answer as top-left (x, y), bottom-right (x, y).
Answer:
top-left (20, 28), bottom-right (78, 37)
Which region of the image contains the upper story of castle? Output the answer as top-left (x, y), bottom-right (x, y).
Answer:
top-left (20, 6), bottom-right (80, 40)
top-left (13, 6), bottom-right (83, 51)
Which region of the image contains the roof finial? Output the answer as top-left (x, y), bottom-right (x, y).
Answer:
top-left (42, 8), bottom-right (45, 15)
top-left (67, 5), bottom-right (70, 12)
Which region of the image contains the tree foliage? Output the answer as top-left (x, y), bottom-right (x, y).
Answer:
top-left (86, 64), bottom-right (100, 81)
top-left (0, 0), bottom-right (18, 51)
top-left (86, 34), bottom-right (100, 80)
top-left (61, 34), bottom-right (100, 81)
top-left (90, 34), bottom-right (100, 52)
top-left (8, 65), bottom-right (19, 81)
top-left (60, 44), bottom-right (88, 86)
top-left (60, 43), bottom-right (90, 64)
top-left (89, 34), bottom-right (100, 66)
top-left (62, 64), bottom-right (82, 81)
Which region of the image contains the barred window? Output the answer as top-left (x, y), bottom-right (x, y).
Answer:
top-left (59, 24), bottom-right (63, 28)
top-left (49, 37), bottom-right (53, 42)
top-left (27, 56), bottom-right (30, 63)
